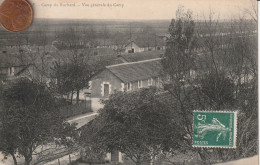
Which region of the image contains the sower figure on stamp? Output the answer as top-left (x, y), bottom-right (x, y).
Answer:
top-left (195, 118), bottom-right (230, 142)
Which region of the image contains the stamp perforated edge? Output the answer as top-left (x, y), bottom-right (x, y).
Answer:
top-left (192, 110), bottom-right (238, 149)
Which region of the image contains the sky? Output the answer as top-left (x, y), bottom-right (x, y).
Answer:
top-left (0, 0), bottom-right (256, 20)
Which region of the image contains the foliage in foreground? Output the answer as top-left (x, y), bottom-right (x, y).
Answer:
top-left (161, 5), bottom-right (257, 164)
top-left (80, 87), bottom-right (183, 165)
top-left (0, 78), bottom-right (78, 165)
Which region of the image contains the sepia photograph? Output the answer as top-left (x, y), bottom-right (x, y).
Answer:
top-left (0, 0), bottom-right (258, 164)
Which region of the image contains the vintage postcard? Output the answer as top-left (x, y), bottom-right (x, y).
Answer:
top-left (0, 0), bottom-right (257, 165)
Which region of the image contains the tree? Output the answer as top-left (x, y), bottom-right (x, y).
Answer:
top-left (0, 78), bottom-right (78, 165)
top-left (84, 25), bottom-right (98, 48)
top-left (162, 6), bottom-right (196, 81)
top-left (161, 5), bottom-right (197, 144)
top-left (51, 27), bottom-right (94, 104)
top-left (112, 31), bottom-right (129, 55)
top-left (0, 116), bottom-right (19, 165)
top-left (101, 25), bottom-right (111, 47)
top-left (243, 0), bottom-right (257, 23)
top-left (80, 87), bottom-right (183, 165)
top-left (200, 72), bottom-right (235, 109)
top-left (51, 54), bottom-right (91, 104)
top-left (136, 26), bottom-right (157, 50)
top-left (196, 11), bottom-right (258, 161)
top-left (162, 6), bottom-right (257, 164)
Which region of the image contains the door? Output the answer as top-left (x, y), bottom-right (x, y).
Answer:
top-left (104, 84), bottom-right (109, 97)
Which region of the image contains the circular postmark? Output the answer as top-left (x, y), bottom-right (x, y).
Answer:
top-left (0, 0), bottom-right (33, 32)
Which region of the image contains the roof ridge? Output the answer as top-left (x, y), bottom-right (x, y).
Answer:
top-left (106, 58), bottom-right (161, 68)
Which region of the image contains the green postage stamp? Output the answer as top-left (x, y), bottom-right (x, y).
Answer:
top-left (193, 111), bottom-right (237, 148)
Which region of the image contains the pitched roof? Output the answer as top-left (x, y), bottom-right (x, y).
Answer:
top-left (120, 50), bottom-right (164, 62)
top-left (0, 49), bottom-right (22, 67)
top-left (134, 37), bottom-right (165, 47)
top-left (125, 34), bottom-right (166, 48)
top-left (0, 45), bottom-right (58, 68)
top-left (87, 54), bottom-right (124, 71)
top-left (15, 64), bottom-right (33, 76)
top-left (106, 58), bottom-right (162, 83)
top-left (89, 48), bottom-right (115, 56)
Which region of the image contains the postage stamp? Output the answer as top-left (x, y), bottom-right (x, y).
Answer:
top-left (192, 111), bottom-right (237, 148)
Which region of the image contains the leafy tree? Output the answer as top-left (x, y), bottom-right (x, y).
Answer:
top-left (200, 72), bottom-right (235, 109)
top-left (196, 11), bottom-right (258, 162)
top-left (162, 6), bottom-right (196, 81)
top-left (78, 123), bottom-right (107, 165)
top-left (0, 78), bottom-right (78, 165)
top-left (162, 6), bottom-right (257, 164)
top-left (51, 54), bottom-right (91, 104)
top-left (0, 118), bottom-right (19, 165)
top-left (80, 87), bottom-right (183, 165)
top-left (51, 27), bottom-right (93, 104)
top-left (161, 5), bottom-right (198, 146)
top-left (112, 31), bottom-right (129, 55)
top-left (101, 25), bottom-right (111, 47)
top-left (136, 26), bottom-right (157, 49)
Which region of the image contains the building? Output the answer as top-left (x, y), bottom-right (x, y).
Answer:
top-left (89, 48), bottom-right (115, 56)
top-left (119, 49), bottom-right (164, 62)
top-left (0, 64), bottom-right (52, 84)
top-left (0, 65), bottom-right (24, 80)
top-left (87, 58), bottom-right (163, 163)
top-left (124, 37), bottom-right (166, 54)
top-left (124, 41), bottom-right (144, 53)
top-left (89, 58), bottom-right (163, 111)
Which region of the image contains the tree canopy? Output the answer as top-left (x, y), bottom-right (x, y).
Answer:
top-left (80, 87), bottom-right (183, 165)
top-left (161, 6), bottom-right (257, 164)
top-left (0, 78), bottom-right (78, 165)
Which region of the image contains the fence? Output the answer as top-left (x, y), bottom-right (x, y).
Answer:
top-left (59, 100), bottom-right (92, 118)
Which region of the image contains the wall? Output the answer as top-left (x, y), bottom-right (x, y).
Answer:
top-left (0, 66), bottom-right (22, 78)
top-left (142, 46), bottom-right (165, 52)
top-left (0, 68), bottom-right (8, 76)
top-left (125, 42), bottom-right (143, 53)
top-left (110, 150), bottom-right (123, 163)
top-left (90, 69), bottom-right (123, 98)
top-left (131, 81), bottom-right (139, 91)
top-left (90, 69), bottom-right (124, 111)
top-left (90, 71), bottom-right (163, 111)
top-left (125, 77), bottom-right (162, 92)
top-left (142, 79), bottom-right (149, 87)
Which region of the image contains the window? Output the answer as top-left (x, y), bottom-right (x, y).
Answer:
top-left (189, 70), bottom-right (196, 79)
top-left (148, 78), bottom-right (153, 86)
top-left (157, 77), bottom-right (161, 87)
top-left (9, 67), bottom-right (14, 76)
top-left (138, 80), bottom-right (142, 88)
top-left (154, 77), bottom-right (158, 86)
top-left (103, 84), bottom-right (109, 97)
top-left (127, 83), bottom-right (132, 91)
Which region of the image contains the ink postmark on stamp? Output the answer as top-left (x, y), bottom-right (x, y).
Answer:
top-left (193, 111), bottom-right (237, 148)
